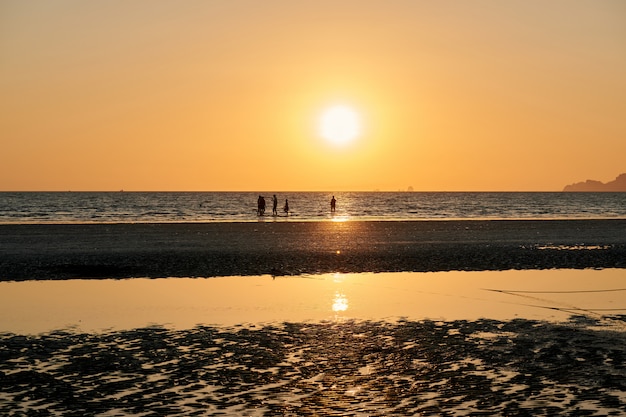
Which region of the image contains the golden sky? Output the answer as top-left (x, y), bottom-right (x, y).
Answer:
top-left (1, 1), bottom-right (625, 191)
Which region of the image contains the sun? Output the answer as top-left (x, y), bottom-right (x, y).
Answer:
top-left (319, 105), bottom-right (361, 146)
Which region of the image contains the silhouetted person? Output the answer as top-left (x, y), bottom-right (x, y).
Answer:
top-left (257, 195), bottom-right (266, 216)
top-left (272, 194), bottom-right (278, 216)
top-left (330, 195), bottom-right (336, 213)
top-left (283, 199), bottom-right (289, 215)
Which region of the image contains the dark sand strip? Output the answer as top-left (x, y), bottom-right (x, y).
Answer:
top-left (1, 219), bottom-right (625, 280)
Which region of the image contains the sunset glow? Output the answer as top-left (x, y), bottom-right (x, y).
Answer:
top-left (1, 1), bottom-right (625, 191)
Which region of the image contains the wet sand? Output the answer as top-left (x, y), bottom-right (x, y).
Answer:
top-left (2, 220), bottom-right (626, 415)
top-left (1, 270), bottom-right (626, 414)
top-left (1, 219), bottom-right (626, 280)
top-left (2, 317), bottom-right (625, 415)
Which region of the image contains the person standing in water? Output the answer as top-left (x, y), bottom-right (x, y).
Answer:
top-left (283, 199), bottom-right (289, 215)
top-left (257, 195), bottom-right (265, 216)
top-left (330, 195), bottom-right (336, 213)
top-left (272, 194), bottom-right (278, 216)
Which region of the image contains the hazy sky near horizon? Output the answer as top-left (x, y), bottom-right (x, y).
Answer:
top-left (2, 1), bottom-right (625, 191)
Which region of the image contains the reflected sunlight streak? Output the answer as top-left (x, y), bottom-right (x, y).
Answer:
top-left (332, 292), bottom-right (349, 312)
top-left (332, 273), bottom-right (344, 283)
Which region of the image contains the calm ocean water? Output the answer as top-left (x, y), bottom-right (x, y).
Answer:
top-left (1, 192), bottom-right (625, 224)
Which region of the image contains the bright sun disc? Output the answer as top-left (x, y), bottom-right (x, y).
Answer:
top-left (319, 105), bottom-right (360, 146)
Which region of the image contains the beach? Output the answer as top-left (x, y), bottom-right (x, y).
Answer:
top-left (1, 219), bottom-right (626, 280)
top-left (0, 269), bottom-right (626, 416)
top-left (2, 315), bottom-right (626, 415)
top-left (2, 220), bottom-right (626, 415)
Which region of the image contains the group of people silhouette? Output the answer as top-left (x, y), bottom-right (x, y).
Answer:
top-left (257, 194), bottom-right (288, 216)
top-left (257, 195), bottom-right (336, 216)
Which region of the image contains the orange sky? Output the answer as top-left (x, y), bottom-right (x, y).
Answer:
top-left (1, 1), bottom-right (625, 191)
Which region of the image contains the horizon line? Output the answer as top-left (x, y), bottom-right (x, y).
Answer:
top-left (0, 189), bottom-right (600, 193)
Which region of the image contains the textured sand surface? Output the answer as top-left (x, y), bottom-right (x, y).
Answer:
top-left (2, 220), bottom-right (626, 415)
top-left (1, 317), bottom-right (625, 416)
top-left (1, 219), bottom-right (625, 280)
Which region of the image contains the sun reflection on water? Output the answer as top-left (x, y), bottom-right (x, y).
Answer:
top-left (332, 292), bottom-right (349, 312)
top-left (332, 273), bottom-right (343, 282)
top-left (2, 269), bottom-right (625, 334)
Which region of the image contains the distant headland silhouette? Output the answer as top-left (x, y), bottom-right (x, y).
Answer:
top-left (563, 173), bottom-right (626, 192)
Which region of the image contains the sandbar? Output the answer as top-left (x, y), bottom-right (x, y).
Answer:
top-left (1, 219), bottom-right (625, 280)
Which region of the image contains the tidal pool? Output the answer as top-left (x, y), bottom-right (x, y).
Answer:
top-left (1, 268), bottom-right (625, 334)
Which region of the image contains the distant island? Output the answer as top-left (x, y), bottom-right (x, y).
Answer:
top-left (563, 173), bottom-right (626, 192)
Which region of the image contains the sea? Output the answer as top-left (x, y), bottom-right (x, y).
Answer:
top-left (0, 191), bottom-right (625, 224)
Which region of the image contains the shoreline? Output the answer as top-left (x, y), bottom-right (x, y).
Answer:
top-left (1, 219), bottom-right (625, 280)
top-left (2, 214), bottom-right (626, 225)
